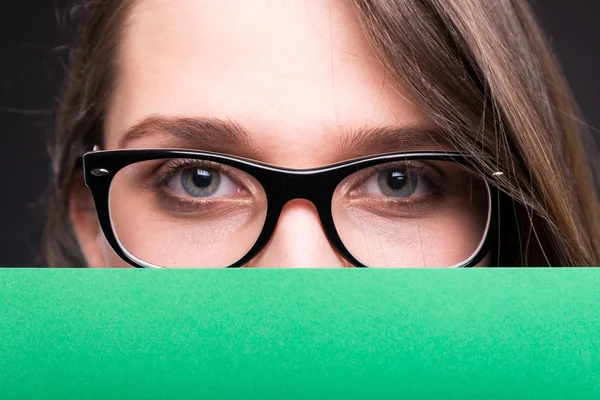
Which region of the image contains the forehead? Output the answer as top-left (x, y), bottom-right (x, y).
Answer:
top-left (105, 0), bottom-right (428, 165)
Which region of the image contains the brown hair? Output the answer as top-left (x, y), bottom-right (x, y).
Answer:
top-left (46, 0), bottom-right (600, 266)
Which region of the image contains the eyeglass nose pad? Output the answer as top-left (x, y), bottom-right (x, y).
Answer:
top-left (275, 171), bottom-right (338, 206)
top-left (228, 169), bottom-right (349, 268)
top-left (276, 173), bottom-right (315, 202)
top-left (244, 198), bottom-right (348, 268)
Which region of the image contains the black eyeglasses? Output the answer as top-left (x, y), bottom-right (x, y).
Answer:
top-left (83, 148), bottom-right (497, 268)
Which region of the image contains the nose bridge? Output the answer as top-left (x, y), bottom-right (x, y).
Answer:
top-left (245, 198), bottom-right (347, 268)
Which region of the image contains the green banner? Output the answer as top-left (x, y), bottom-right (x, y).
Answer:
top-left (1, 269), bottom-right (599, 399)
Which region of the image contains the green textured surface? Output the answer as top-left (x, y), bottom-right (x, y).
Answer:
top-left (0, 269), bottom-right (599, 399)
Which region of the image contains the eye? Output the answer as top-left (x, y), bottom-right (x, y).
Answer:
top-left (166, 166), bottom-right (240, 198)
top-left (377, 167), bottom-right (419, 197)
top-left (357, 164), bottom-right (436, 199)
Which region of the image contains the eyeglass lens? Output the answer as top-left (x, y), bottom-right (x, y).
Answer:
top-left (107, 157), bottom-right (490, 268)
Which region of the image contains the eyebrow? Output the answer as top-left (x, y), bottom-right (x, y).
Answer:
top-left (338, 125), bottom-right (448, 159)
top-left (117, 115), bottom-right (447, 161)
top-left (118, 116), bottom-right (262, 158)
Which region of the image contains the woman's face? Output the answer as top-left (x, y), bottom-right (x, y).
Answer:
top-left (73, 0), bottom-right (491, 268)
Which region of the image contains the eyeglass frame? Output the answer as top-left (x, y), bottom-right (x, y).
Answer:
top-left (82, 148), bottom-right (499, 268)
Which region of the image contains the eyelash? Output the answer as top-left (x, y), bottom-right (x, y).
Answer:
top-left (350, 161), bottom-right (446, 202)
top-left (146, 158), bottom-right (446, 206)
top-left (149, 158), bottom-right (240, 190)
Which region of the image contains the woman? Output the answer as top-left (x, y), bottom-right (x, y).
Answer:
top-left (45, 0), bottom-right (600, 267)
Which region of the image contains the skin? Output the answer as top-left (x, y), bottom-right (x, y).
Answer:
top-left (71, 0), bottom-right (489, 268)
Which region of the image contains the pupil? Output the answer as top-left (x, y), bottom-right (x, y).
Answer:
top-left (387, 170), bottom-right (407, 190)
top-left (179, 167), bottom-right (220, 198)
top-left (192, 169), bottom-right (212, 187)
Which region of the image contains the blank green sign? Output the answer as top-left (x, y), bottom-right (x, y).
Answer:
top-left (1, 269), bottom-right (599, 399)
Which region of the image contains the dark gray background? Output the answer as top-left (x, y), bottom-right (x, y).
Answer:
top-left (1, 1), bottom-right (599, 266)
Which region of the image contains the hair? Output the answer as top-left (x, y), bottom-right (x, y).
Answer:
top-left (45, 0), bottom-right (600, 267)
